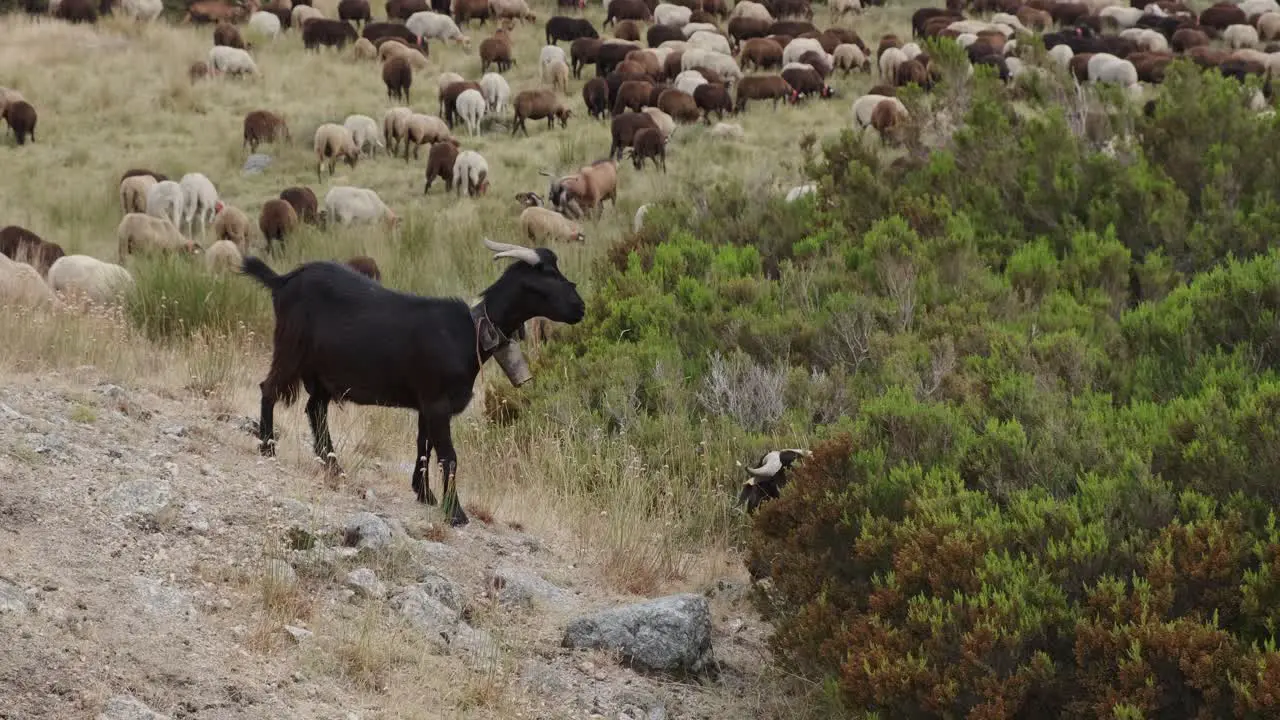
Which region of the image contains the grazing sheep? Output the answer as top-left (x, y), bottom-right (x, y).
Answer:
top-left (641, 107), bottom-right (676, 140)
top-left (682, 22), bottom-right (720, 39)
top-left (337, 0), bottom-right (372, 26)
top-left (456, 88), bottom-right (488, 135)
top-left (323, 186), bottom-right (400, 226)
top-left (675, 69), bottom-right (709, 95)
top-left (146, 180), bottom-right (185, 228)
top-left (490, 0), bottom-right (536, 23)
top-left (343, 114), bottom-right (385, 157)
top-left (570, 37), bottom-right (603, 77)
top-left (546, 16), bottom-right (599, 46)
top-left (213, 21), bottom-right (247, 49)
top-left (583, 76), bottom-right (609, 119)
top-left (0, 226), bottom-right (64, 278)
top-left (688, 30), bottom-right (732, 55)
top-left (654, 2), bottom-right (692, 26)
top-left (46, 255), bottom-right (135, 306)
top-left (608, 111), bottom-right (658, 159)
top-left (558, 158), bottom-right (618, 218)
top-left (729, 0), bottom-right (773, 23)
top-left (480, 31), bottom-right (515, 73)
top-left (693, 82), bottom-right (733, 122)
top-left (304, 18), bottom-right (360, 50)
top-left (314, 123), bottom-right (361, 180)
top-left (206, 239), bottom-right (244, 274)
top-left (364, 20), bottom-right (421, 46)
top-left (878, 45), bottom-right (907, 85)
top-left (352, 36), bottom-right (377, 59)
top-left (424, 139), bottom-right (462, 193)
top-left (281, 186), bottom-right (319, 224)
top-left (212, 204), bottom-right (252, 250)
top-left (0, 253), bottom-right (57, 309)
top-left (735, 74), bottom-right (797, 111)
top-left (735, 448), bottom-right (810, 513)
top-left (0, 88), bottom-right (24, 118)
top-left (243, 110), bottom-right (290, 152)
top-left (480, 72), bottom-right (512, 113)
top-left (4, 101), bottom-right (37, 145)
top-left (383, 55), bottom-right (413, 103)
top-left (544, 59), bottom-right (571, 93)
top-left (540, 44), bottom-right (568, 69)
top-left (208, 45), bottom-right (259, 76)
top-left (383, 106), bottom-right (415, 154)
top-left (403, 113), bottom-right (452, 160)
top-left (116, 213), bottom-right (193, 262)
top-left (406, 11), bottom-right (471, 45)
top-left (1225, 24), bottom-right (1261, 49)
top-left (379, 39), bottom-right (430, 70)
top-left (295, 4), bottom-right (326, 28)
top-left (440, 80), bottom-right (482, 126)
top-left (739, 37), bottom-right (784, 70)
top-left (259, 199), bottom-right (299, 251)
top-left (833, 43), bottom-right (868, 73)
top-left (346, 255), bottom-right (382, 282)
top-left (179, 173), bottom-right (221, 236)
top-left (520, 206), bottom-right (586, 243)
top-left (625, 127), bottom-right (667, 171)
top-left (512, 89), bottom-right (574, 134)
top-left (120, 0), bottom-right (163, 21)
top-left (241, 238), bottom-right (585, 525)
top-left (248, 10), bottom-right (282, 37)
top-left (120, 175), bottom-right (157, 214)
top-left (453, 150), bottom-right (490, 197)
top-left (851, 93), bottom-right (901, 128)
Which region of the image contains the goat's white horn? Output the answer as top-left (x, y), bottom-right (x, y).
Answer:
top-left (747, 452), bottom-right (782, 477)
top-left (483, 237), bottom-right (541, 265)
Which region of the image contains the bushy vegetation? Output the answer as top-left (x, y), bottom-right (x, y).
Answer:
top-left (515, 62), bottom-right (1280, 714)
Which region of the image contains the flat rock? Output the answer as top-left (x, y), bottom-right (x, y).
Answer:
top-left (414, 571), bottom-right (465, 611)
top-left (242, 153), bottom-right (272, 175)
top-left (562, 594), bottom-right (714, 676)
top-left (345, 568), bottom-right (385, 599)
top-left (97, 694), bottom-right (170, 720)
top-left (486, 565), bottom-right (567, 608)
top-left (0, 577), bottom-right (30, 615)
top-left (343, 512), bottom-right (393, 551)
top-left (131, 577), bottom-right (194, 621)
top-left (102, 479), bottom-right (172, 519)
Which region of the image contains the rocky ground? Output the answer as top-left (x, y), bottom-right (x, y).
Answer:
top-left (0, 367), bottom-right (778, 720)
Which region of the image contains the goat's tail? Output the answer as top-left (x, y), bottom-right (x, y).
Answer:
top-left (241, 256), bottom-right (286, 292)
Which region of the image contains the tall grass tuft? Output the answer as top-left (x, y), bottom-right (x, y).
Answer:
top-left (124, 255), bottom-right (273, 342)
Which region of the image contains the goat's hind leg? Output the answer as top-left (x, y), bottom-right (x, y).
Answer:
top-left (412, 411), bottom-right (438, 505)
top-left (258, 380), bottom-right (278, 457)
top-left (427, 414), bottom-right (468, 526)
top-left (304, 389), bottom-right (342, 476)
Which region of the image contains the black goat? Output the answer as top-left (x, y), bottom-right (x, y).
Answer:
top-left (735, 448), bottom-right (810, 513)
top-left (241, 238), bottom-right (586, 525)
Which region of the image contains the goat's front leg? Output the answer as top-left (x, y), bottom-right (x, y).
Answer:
top-left (304, 391), bottom-right (341, 476)
top-left (428, 416), bottom-right (468, 526)
top-left (258, 380), bottom-right (277, 456)
top-left (412, 411), bottom-right (438, 505)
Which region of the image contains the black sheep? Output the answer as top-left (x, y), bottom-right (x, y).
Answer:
top-left (242, 238), bottom-right (586, 526)
top-left (545, 15), bottom-right (598, 45)
top-left (735, 448), bottom-right (810, 513)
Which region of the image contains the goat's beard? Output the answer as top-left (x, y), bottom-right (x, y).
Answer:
top-left (491, 341), bottom-right (532, 387)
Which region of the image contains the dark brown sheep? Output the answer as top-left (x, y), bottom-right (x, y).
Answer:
top-left (769, 20), bottom-right (815, 37)
top-left (734, 75), bottom-right (796, 112)
top-left (512, 89), bottom-right (573, 134)
top-left (338, 0), bottom-right (372, 26)
top-left (613, 79), bottom-right (655, 115)
top-left (797, 49), bottom-right (832, 77)
top-left (609, 111), bottom-right (658, 159)
top-left (624, 49), bottom-right (663, 78)
top-left (120, 168), bottom-right (169, 185)
top-left (55, 0), bottom-right (97, 23)
top-left (604, 0), bottom-right (651, 27)
top-left (1171, 27), bottom-right (1211, 52)
top-left (893, 59), bottom-right (930, 89)
top-left (570, 37), bottom-right (603, 77)
top-left (259, 199), bottom-right (299, 253)
top-left (798, 30), bottom-right (839, 54)
top-left (583, 76), bottom-right (609, 119)
top-left (0, 226), bottom-right (64, 277)
top-left (280, 187), bottom-right (319, 224)
top-left (303, 19), bottom-right (359, 51)
top-left (423, 139), bottom-right (461, 193)
top-left (440, 80), bottom-right (482, 125)
top-left (647, 23), bottom-right (684, 47)
top-left (454, 0), bottom-right (491, 25)
top-left (877, 34), bottom-right (902, 62)
top-left (345, 255), bottom-right (382, 282)
top-left (702, 0), bottom-right (727, 17)
top-left (1129, 51), bottom-right (1175, 83)
top-left (656, 88), bottom-right (700, 123)
top-left (243, 110), bottom-right (290, 153)
top-left (596, 40), bottom-right (641, 75)
top-left (663, 50), bottom-right (685, 79)
top-left (385, 0), bottom-right (429, 20)
top-left (1200, 2), bottom-right (1246, 30)
top-left (480, 33), bottom-right (514, 73)
top-left (1049, 2), bottom-right (1090, 25)
top-left (870, 98), bottom-right (907, 144)
top-left (1068, 52), bottom-right (1094, 82)
top-left (738, 37), bottom-right (783, 70)
top-left (614, 19), bottom-right (642, 41)
top-left (727, 16), bottom-right (771, 48)
top-left (866, 83), bottom-right (896, 97)
top-left (626, 127), bottom-right (666, 172)
top-left (693, 83), bottom-right (732, 123)
top-left (184, 0), bottom-right (249, 24)
top-left (4, 101), bottom-right (37, 146)
top-left (363, 21), bottom-right (420, 46)
top-left (382, 55), bottom-right (413, 103)
top-left (213, 21), bottom-right (247, 49)
top-left (783, 65), bottom-right (833, 99)
top-left (911, 8), bottom-right (961, 37)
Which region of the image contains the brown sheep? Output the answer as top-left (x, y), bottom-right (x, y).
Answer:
top-left (185, 0), bottom-right (252, 24)
top-left (877, 34), bottom-right (902, 62)
top-left (693, 83), bottom-right (732, 123)
top-left (727, 16), bottom-right (771, 48)
top-left (783, 65), bottom-right (833, 99)
top-left (345, 255), bottom-right (382, 282)
top-left (386, 0), bottom-right (429, 21)
top-left (624, 49), bottom-right (663, 78)
top-left (454, 0), bottom-right (491, 25)
top-left (338, 0), bottom-right (372, 26)
top-left (213, 21), bottom-right (247, 49)
top-left (1068, 52), bottom-right (1094, 82)
top-left (304, 19), bottom-right (359, 51)
top-left (0, 226), bottom-right (65, 278)
top-left (1015, 6), bottom-right (1052, 31)
top-left (280, 186), bottom-right (319, 224)
top-left (608, 111), bottom-right (658, 159)
top-left (613, 79), bottom-right (655, 115)
top-left (4, 101), bottom-right (37, 146)
top-left (647, 24), bottom-right (685, 48)
top-left (656, 88), bottom-right (700, 123)
top-left (893, 59), bottom-right (930, 89)
top-left (663, 49), bottom-right (685, 79)
top-left (440, 80), bottom-right (482, 126)
top-left (583, 76), bottom-right (609, 119)
top-left (56, 0), bottom-right (98, 22)
top-left (570, 37), bottom-right (603, 78)
top-left (1172, 27), bottom-right (1212, 51)
top-left (626, 127), bottom-right (666, 172)
top-left (120, 168), bottom-right (168, 185)
top-left (1200, 2), bottom-right (1246, 30)
top-left (1129, 51), bottom-right (1175, 82)
top-left (739, 37), bottom-right (783, 70)
top-left (870, 98), bottom-right (907, 144)
top-left (614, 19), bottom-right (642, 41)
top-left (480, 32), bottom-right (515, 73)
top-left (189, 61), bottom-right (211, 82)
top-left (604, 0), bottom-right (651, 27)
top-left (560, 158), bottom-right (619, 217)
top-left (382, 55), bottom-right (413, 103)
top-left (734, 75), bottom-right (796, 112)
top-left (259, 199), bottom-right (299, 252)
top-left (614, 59), bottom-right (647, 76)
top-left (1048, 2), bottom-right (1090, 25)
top-left (512, 89), bottom-right (573, 134)
top-left (243, 110), bottom-right (291, 152)
top-left (423, 138), bottom-right (462, 193)
top-left (866, 83), bottom-right (896, 97)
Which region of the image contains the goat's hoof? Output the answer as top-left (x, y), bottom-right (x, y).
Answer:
top-left (448, 510), bottom-right (470, 527)
top-left (418, 490), bottom-right (439, 506)
top-left (259, 439), bottom-right (276, 457)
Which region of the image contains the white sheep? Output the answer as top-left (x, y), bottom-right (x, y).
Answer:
top-left (293, 4), bottom-right (324, 27)
top-left (1258, 11), bottom-right (1280, 41)
top-left (1224, 24), bottom-right (1261, 50)
top-left (540, 44), bottom-right (567, 69)
top-left (709, 122), bottom-right (745, 140)
top-left (247, 10), bottom-right (282, 38)
top-left (120, 0), bottom-right (162, 21)
top-left (650, 46), bottom-right (674, 65)
top-left (1241, 0), bottom-right (1280, 18)
top-left (688, 30), bottom-right (731, 55)
top-left (641, 107), bottom-right (675, 141)
top-left (520, 206), bottom-right (585, 243)
top-left (659, 39), bottom-right (689, 53)
top-left (682, 22), bottom-right (720, 38)
top-left (683, 50), bottom-right (743, 84)
top-left (480, 72), bottom-right (511, 113)
top-left (1120, 28), bottom-right (1168, 53)
top-left (729, 0), bottom-right (773, 23)
top-left (544, 59), bottom-right (570, 93)
top-left (208, 46), bottom-right (259, 76)
top-left (489, 0), bottom-right (535, 22)
top-left (851, 94), bottom-right (904, 128)
top-left (205, 239), bottom-right (244, 274)
top-left (117, 213), bottom-right (191, 261)
top-left (179, 172), bottom-right (220, 236)
top-left (383, 106), bottom-right (414, 154)
top-left (654, 3), bottom-right (692, 26)
top-left (632, 203), bottom-right (649, 233)
top-left (0, 252), bottom-right (57, 309)
top-left (403, 114), bottom-right (451, 158)
top-left (406, 11), bottom-right (470, 46)
top-left (955, 32), bottom-right (978, 49)
top-left (323, 186), bottom-right (399, 227)
top-left (452, 150), bottom-right (489, 197)
top-left (46, 255), bottom-right (134, 306)
top-left (1099, 5), bottom-right (1144, 28)
top-left (344, 113), bottom-right (386, 156)
top-left (833, 43), bottom-right (869, 73)
top-left (878, 46), bottom-right (907, 85)
top-left (1091, 57), bottom-right (1139, 88)
top-left (145, 180), bottom-right (185, 229)
top-left (829, 0), bottom-right (860, 19)
top-left (989, 12), bottom-right (1027, 32)
top-left (119, 175), bottom-right (156, 214)
top-left (674, 69), bottom-right (709, 95)
top-left (456, 88), bottom-right (487, 136)
top-left (900, 42), bottom-right (922, 61)
top-left (1047, 43), bottom-right (1074, 70)
top-left (785, 184), bottom-right (816, 203)
top-left (314, 122), bottom-right (361, 178)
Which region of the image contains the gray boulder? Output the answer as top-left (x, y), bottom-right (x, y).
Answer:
top-left (242, 153), bottom-right (272, 176)
top-left (0, 577), bottom-right (30, 615)
top-left (562, 594), bottom-right (714, 675)
top-left (343, 512), bottom-right (393, 551)
top-left (486, 565), bottom-right (567, 607)
top-left (97, 694), bottom-right (170, 720)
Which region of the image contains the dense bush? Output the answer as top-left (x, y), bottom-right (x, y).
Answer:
top-left (518, 61), bottom-right (1280, 715)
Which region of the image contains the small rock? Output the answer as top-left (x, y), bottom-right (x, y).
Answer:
top-left (131, 577), bottom-right (194, 621)
top-left (0, 577), bottom-right (31, 615)
top-left (97, 694), bottom-right (170, 720)
top-left (0, 403), bottom-right (26, 421)
top-left (242, 153), bottom-right (272, 175)
top-left (101, 479), bottom-right (172, 520)
top-left (486, 565), bottom-right (566, 607)
top-left (415, 571), bottom-right (465, 611)
top-left (415, 539), bottom-right (461, 564)
top-left (345, 568), bottom-right (385, 599)
top-left (562, 593), bottom-right (715, 675)
top-left (343, 512), bottom-right (393, 551)
top-left (283, 625), bottom-right (314, 643)
top-left (161, 425), bottom-right (187, 438)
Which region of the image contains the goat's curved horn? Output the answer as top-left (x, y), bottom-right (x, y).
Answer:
top-left (483, 237), bottom-right (541, 265)
top-left (747, 451), bottom-right (782, 478)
